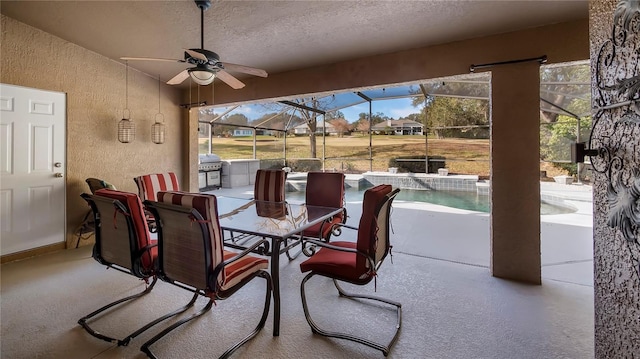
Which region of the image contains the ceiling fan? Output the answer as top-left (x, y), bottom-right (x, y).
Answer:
top-left (121, 0), bottom-right (267, 89)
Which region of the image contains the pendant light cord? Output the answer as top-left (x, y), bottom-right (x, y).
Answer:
top-left (158, 74), bottom-right (161, 115)
top-left (125, 61), bottom-right (129, 110)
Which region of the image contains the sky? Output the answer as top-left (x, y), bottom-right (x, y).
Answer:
top-left (225, 97), bottom-right (421, 124)
top-left (339, 97), bottom-right (418, 122)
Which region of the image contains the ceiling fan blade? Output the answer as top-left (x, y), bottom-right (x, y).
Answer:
top-left (216, 70), bottom-right (245, 89)
top-left (121, 57), bottom-right (182, 63)
top-left (221, 62), bottom-right (268, 78)
top-left (184, 49), bottom-right (208, 61)
top-left (167, 70), bottom-right (190, 85)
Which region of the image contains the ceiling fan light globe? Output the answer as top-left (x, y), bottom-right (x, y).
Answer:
top-left (188, 68), bottom-right (215, 85)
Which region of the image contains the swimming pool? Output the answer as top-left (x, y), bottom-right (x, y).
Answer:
top-left (286, 187), bottom-right (577, 215)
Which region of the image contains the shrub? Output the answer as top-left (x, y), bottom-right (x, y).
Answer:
top-left (285, 158), bottom-right (322, 172)
top-left (260, 159), bottom-right (286, 170)
top-left (388, 156), bottom-right (446, 173)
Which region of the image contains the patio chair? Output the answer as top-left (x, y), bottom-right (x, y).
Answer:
top-left (134, 172), bottom-right (180, 232)
top-left (75, 178), bottom-right (117, 248)
top-left (224, 168), bottom-right (288, 246)
top-left (85, 177), bottom-right (116, 194)
top-left (141, 191), bottom-right (272, 359)
top-left (254, 169), bottom-right (287, 202)
top-left (290, 171), bottom-right (348, 259)
top-left (134, 172), bottom-right (180, 201)
top-left (299, 184), bottom-right (401, 356)
top-left (255, 200), bottom-right (288, 220)
top-left (78, 189), bottom-right (197, 347)
top-left (301, 171), bottom-right (347, 241)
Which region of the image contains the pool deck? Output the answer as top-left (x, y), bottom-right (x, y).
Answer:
top-left (205, 181), bottom-right (593, 287)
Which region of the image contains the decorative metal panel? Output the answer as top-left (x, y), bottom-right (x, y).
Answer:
top-left (591, 0), bottom-right (640, 280)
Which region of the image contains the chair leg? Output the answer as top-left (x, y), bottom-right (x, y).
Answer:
top-left (300, 273), bottom-right (402, 357)
top-left (285, 237), bottom-right (304, 261)
top-left (141, 271), bottom-right (272, 359)
top-left (75, 209), bottom-right (94, 248)
top-left (218, 271), bottom-right (272, 359)
top-left (141, 299), bottom-right (214, 359)
top-left (78, 277), bottom-right (199, 347)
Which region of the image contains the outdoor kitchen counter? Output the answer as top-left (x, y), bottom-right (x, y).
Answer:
top-left (221, 159), bottom-right (261, 188)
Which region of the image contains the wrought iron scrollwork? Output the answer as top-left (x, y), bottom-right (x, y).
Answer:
top-left (591, 0), bottom-right (640, 279)
top-left (594, 0), bottom-right (640, 277)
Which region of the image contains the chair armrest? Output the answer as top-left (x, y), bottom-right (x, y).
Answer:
top-left (330, 222), bottom-right (358, 232)
top-left (136, 242), bottom-right (157, 256)
top-left (302, 238), bottom-right (375, 270)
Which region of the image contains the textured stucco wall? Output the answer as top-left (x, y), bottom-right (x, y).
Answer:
top-left (490, 64), bottom-right (541, 284)
top-left (590, 0), bottom-right (640, 357)
top-left (0, 14), bottom-right (184, 248)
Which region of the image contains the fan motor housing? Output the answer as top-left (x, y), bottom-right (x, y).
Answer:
top-left (185, 48), bottom-right (221, 67)
top-left (194, 0), bottom-right (211, 11)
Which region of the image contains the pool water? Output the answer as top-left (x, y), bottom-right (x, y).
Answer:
top-left (286, 188), bottom-right (576, 215)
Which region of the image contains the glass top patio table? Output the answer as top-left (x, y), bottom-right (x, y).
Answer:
top-left (216, 196), bottom-right (343, 337)
top-left (217, 197), bottom-right (340, 237)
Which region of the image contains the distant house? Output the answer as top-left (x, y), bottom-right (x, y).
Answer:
top-left (293, 122), bottom-right (337, 135)
top-left (232, 128), bottom-right (273, 137)
top-left (233, 127), bottom-right (254, 137)
top-left (371, 119), bottom-right (424, 135)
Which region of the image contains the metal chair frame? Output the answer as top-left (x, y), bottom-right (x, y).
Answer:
top-left (141, 200), bottom-right (272, 359)
top-left (299, 188), bottom-right (401, 356)
top-left (78, 193), bottom-right (197, 347)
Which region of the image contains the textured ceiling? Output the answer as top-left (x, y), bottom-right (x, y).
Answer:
top-left (0, 0), bottom-right (588, 88)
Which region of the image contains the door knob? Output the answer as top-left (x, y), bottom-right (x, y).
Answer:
top-left (54, 162), bottom-right (62, 168)
top-left (54, 173), bottom-right (64, 178)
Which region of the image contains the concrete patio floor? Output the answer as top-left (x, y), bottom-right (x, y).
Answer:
top-left (0, 181), bottom-right (593, 358)
top-left (207, 181), bottom-right (594, 287)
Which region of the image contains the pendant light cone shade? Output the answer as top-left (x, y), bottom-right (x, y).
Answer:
top-left (118, 118), bottom-right (136, 143)
top-left (152, 121), bottom-right (165, 144)
top-left (188, 67), bottom-right (216, 85)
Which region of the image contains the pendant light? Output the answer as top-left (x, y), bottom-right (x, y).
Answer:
top-left (151, 75), bottom-right (165, 144)
top-left (118, 61), bottom-right (136, 143)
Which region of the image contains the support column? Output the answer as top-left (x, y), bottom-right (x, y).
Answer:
top-left (490, 64), bottom-right (541, 284)
top-left (185, 108), bottom-right (199, 192)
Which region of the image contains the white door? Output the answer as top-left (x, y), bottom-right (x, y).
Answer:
top-left (0, 84), bottom-right (66, 255)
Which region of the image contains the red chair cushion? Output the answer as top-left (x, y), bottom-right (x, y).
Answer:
top-left (299, 241), bottom-right (371, 283)
top-left (302, 172), bottom-right (345, 239)
top-left (299, 184), bottom-right (393, 282)
top-left (94, 188), bottom-right (156, 271)
top-left (356, 184), bottom-right (392, 269)
top-left (135, 172), bottom-right (180, 201)
top-left (302, 216), bottom-right (343, 240)
top-left (220, 250), bottom-right (269, 292)
top-left (254, 169), bottom-right (286, 202)
top-left (305, 172), bottom-right (345, 209)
